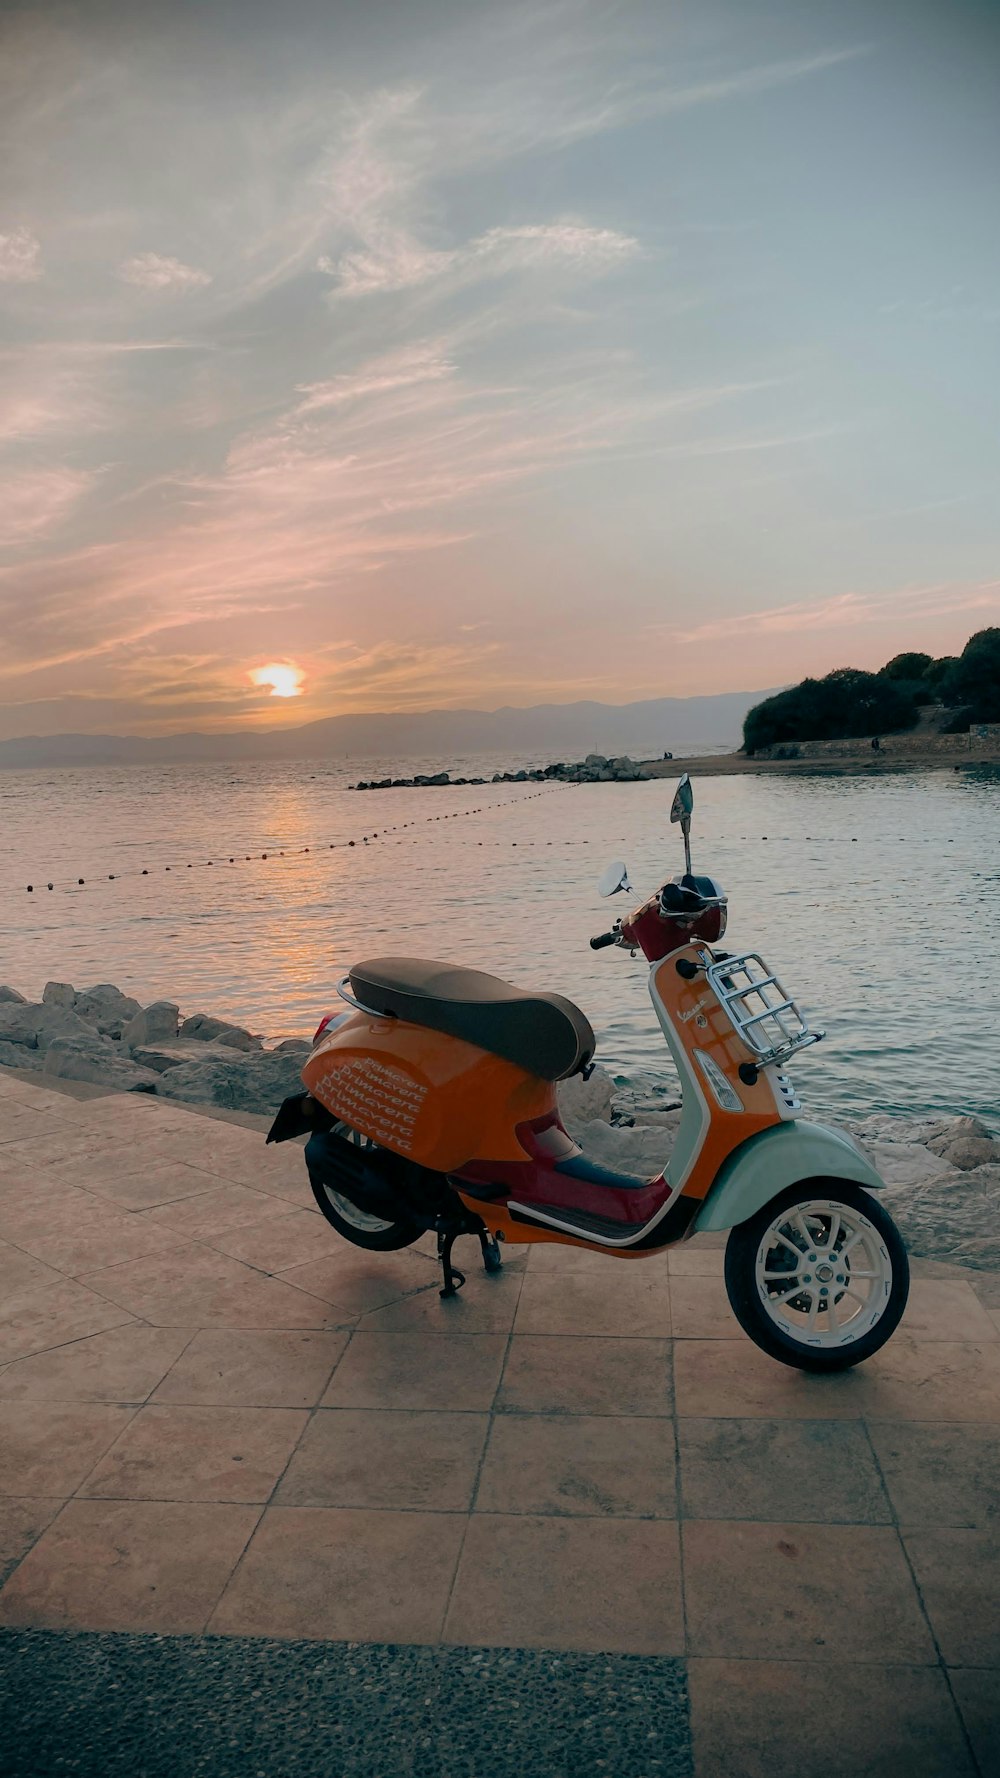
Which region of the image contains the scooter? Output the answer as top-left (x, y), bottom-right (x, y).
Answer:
top-left (268, 775), bottom-right (909, 1371)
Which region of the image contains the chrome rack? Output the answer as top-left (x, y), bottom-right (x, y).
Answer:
top-left (705, 952), bottom-right (825, 1069)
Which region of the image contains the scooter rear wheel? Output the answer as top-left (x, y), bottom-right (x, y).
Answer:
top-left (310, 1122), bottom-right (422, 1252)
top-left (724, 1181), bottom-right (909, 1372)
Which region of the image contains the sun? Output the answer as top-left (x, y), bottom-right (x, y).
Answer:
top-left (249, 662), bottom-right (304, 699)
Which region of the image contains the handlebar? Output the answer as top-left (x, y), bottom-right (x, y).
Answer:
top-left (589, 929), bottom-right (619, 950)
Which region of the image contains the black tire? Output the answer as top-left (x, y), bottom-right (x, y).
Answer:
top-left (724, 1180), bottom-right (909, 1373)
top-left (309, 1121), bottom-right (422, 1251)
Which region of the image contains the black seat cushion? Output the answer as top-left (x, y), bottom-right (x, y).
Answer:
top-left (349, 957), bottom-right (595, 1082)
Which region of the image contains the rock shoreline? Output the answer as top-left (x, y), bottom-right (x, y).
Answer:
top-left (352, 753), bottom-right (653, 789)
top-left (3, 980), bottom-right (997, 1271)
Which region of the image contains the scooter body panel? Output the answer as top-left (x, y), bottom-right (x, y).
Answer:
top-left (693, 1120), bottom-right (887, 1232)
top-left (302, 1010), bottom-right (553, 1170)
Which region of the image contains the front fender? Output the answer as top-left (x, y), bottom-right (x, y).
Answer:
top-left (693, 1120), bottom-right (885, 1234)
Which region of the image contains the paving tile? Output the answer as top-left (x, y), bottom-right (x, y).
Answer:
top-left (477, 1413), bottom-right (676, 1518)
top-left (322, 1331), bottom-right (506, 1412)
top-left (209, 1505), bottom-right (465, 1642)
top-left (903, 1529), bottom-right (1000, 1665)
top-left (69, 1160), bottom-right (225, 1213)
top-left (514, 1265), bottom-right (672, 1337)
top-left (525, 1243), bottom-right (635, 1272)
top-left (142, 1124), bottom-right (273, 1180)
top-left (668, 1275), bottom-right (739, 1339)
top-left (948, 1668), bottom-right (1000, 1775)
top-left (497, 1334), bottom-right (673, 1417)
top-left (139, 1183), bottom-right (298, 1240)
top-left (683, 1520), bottom-right (935, 1663)
top-left (0, 1497), bottom-right (64, 1585)
top-left (688, 1659), bottom-right (974, 1778)
top-left (868, 1421), bottom-right (1000, 1528)
top-left (0, 1242), bottom-right (68, 1310)
top-left (0, 1278), bottom-right (135, 1364)
top-left (667, 1246), bottom-right (725, 1276)
top-left (970, 1273), bottom-right (1000, 1310)
top-left (0, 1326), bottom-right (192, 1403)
top-left (278, 1247), bottom-right (439, 1316)
top-left (445, 1513), bottom-right (684, 1655)
top-left (360, 1267), bottom-right (523, 1334)
top-left (679, 1418), bottom-right (891, 1523)
top-left (0, 1498), bottom-right (261, 1633)
top-left (0, 1103), bottom-right (53, 1147)
top-left (9, 1128), bottom-right (137, 1176)
top-left (79, 1244), bottom-right (350, 1329)
top-left (10, 1205), bottom-right (186, 1277)
top-left (276, 1408), bottom-right (488, 1510)
top-left (201, 1208), bottom-right (344, 1271)
top-left (674, 1338), bottom-right (1000, 1422)
top-left (152, 1329), bottom-right (348, 1407)
top-left (900, 1280), bottom-right (999, 1342)
top-left (0, 1179), bottom-right (119, 1243)
top-left (0, 1401), bottom-right (135, 1495)
top-left (80, 1403), bottom-right (309, 1503)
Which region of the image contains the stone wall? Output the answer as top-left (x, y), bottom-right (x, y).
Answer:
top-left (755, 725), bottom-right (1000, 762)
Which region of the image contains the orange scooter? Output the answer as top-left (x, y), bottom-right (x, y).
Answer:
top-left (269, 776), bottom-right (909, 1370)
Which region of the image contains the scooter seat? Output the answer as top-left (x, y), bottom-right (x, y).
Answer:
top-left (349, 956), bottom-right (596, 1082)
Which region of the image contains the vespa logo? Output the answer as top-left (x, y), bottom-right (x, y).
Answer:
top-left (678, 993), bottom-right (712, 1031)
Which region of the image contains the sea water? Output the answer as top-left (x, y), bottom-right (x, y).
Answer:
top-left (1, 758), bottom-right (998, 1125)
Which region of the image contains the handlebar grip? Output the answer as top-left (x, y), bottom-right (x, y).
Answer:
top-left (590, 930), bottom-right (618, 949)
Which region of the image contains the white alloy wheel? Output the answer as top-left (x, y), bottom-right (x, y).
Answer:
top-left (754, 1198), bottom-right (893, 1349)
top-left (321, 1121), bottom-right (395, 1233)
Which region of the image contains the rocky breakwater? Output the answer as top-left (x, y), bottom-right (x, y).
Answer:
top-left (0, 981), bottom-right (310, 1115)
top-left (352, 754), bottom-right (650, 790)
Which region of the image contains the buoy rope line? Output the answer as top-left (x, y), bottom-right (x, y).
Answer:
top-left (17, 787), bottom-right (563, 894)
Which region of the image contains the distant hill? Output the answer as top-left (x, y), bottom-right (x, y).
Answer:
top-left (0, 688), bottom-right (778, 768)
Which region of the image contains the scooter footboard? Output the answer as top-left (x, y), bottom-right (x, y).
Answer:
top-left (693, 1121), bottom-right (886, 1233)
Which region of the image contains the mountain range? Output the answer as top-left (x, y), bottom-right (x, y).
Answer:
top-left (0, 688), bottom-right (775, 767)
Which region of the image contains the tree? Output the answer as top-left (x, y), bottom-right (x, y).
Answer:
top-left (940, 629), bottom-right (1000, 724)
top-left (881, 652), bottom-right (933, 682)
top-left (743, 667), bottom-right (919, 754)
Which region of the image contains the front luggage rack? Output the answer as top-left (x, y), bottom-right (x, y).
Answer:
top-left (705, 951), bottom-right (824, 1069)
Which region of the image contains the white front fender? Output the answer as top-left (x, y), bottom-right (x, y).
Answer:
top-left (693, 1120), bottom-right (886, 1234)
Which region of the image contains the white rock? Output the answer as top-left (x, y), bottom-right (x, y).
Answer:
top-left (557, 1066), bottom-right (615, 1130)
top-left (929, 1136), bottom-right (1000, 1172)
top-left (927, 1115), bottom-right (993, 1152)
top-left (129, 1044), bottom-right (198, 1074)
top-left (123, 1001), bottom-right (180, 1047)
top-left (574, 1117), bottom-right (672, 1176)
top-left (42, 982), bottom-right (76, 1008)
top-left (864, 1139), bottom-right (953, 1190)
top-left (74, 984), bottom-right (142, 1033)
top-left (0, 1002), bottom-right (94, 1051)
top-left (0, 986), bottom-right (28, 1004)
top-left (155, 1048), bottom-right (308, 1114)
top-left (272, 1038), bottom-right (312, 1054)
top-left (43, 1037), bottom-right (159, 1093)
top-left (180, 1013), bottom-right (260, 1049)
top-left (0, 1040), bottom-right (43, 1070)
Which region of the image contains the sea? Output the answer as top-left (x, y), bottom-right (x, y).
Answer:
top-left (1, 754), bottom-right (998, 1126)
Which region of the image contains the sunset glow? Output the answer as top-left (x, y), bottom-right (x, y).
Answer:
top-left (1, 1), bottom-right (998, 740)
top-left (249, 664), bottom-right (305, 700)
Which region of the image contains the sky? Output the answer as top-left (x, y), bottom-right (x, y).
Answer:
top-left (1, 0), bottom-right (999, 738)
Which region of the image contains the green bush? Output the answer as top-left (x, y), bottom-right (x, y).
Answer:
top-left (940, 629), bottom-right (1000, 724)
top-left (743, 668), bottom-right (919, 754)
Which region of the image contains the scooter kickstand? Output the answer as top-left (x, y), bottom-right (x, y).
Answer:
top-left (438, 1231), bottom-right (466, 1299)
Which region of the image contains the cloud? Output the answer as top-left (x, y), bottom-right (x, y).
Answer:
top-left (662, 582), bottom-right (1000, 646)
top-left (0, 227), bottom-right (42, 282)
top-left (296, 343), bottom-right (455, 412)
top-left (0, 464), bottom-right (94, 547)
top-left (119, 253), bottom-right (212, 291)
top-left (323, 220), bottom-right (640, 299)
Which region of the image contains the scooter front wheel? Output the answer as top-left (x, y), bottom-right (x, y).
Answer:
top-left (724, 1181), bottom-right (909, 1372)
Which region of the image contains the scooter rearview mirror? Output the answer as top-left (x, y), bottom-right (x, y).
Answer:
top-left (597, 859), bottom-right (633, 898)
top-left (669, 773), bottom-right (694, 876)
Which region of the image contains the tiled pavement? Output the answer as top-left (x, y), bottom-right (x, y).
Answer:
top-left (0, 1067), bottom-right (998, 1775)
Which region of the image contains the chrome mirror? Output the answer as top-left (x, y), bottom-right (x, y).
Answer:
top-left (669, 773), bottom-right (694, 875)
top-left (597, 859), bottom-right (633, 898)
